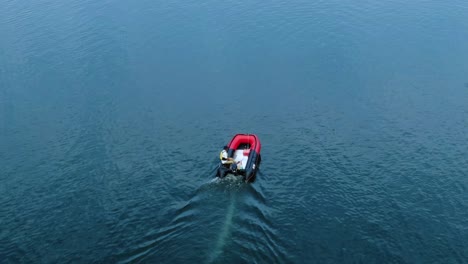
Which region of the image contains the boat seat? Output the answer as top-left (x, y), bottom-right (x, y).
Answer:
top-left (234, 149), bottom-right (249, 169)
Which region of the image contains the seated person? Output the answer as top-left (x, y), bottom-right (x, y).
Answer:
top-left (220, 146), bottom-right (234, 166)
top-left (220, 146), bottom-right (240, 171)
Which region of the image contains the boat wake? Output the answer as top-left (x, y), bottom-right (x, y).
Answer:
top-left (119, 171), bottom-right (252, 263)
top-left (207, 191), bottom-right (236, 263)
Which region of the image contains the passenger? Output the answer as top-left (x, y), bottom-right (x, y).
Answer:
top-left (220, 146), bottom-right (241, 172)
top-left (220, 146), bottom-right (235, 167)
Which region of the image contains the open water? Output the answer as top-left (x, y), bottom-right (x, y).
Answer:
top-left (1, 0), bottom-right (468, 263)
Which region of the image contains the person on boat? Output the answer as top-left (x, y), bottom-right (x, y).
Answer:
top-left (220, 146), bottom-right (235, 166)
top-left (220, 146), bottom-right (240, 172)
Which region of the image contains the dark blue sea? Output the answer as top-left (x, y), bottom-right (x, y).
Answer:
top-left (1, 0), bottom-right (468, 263)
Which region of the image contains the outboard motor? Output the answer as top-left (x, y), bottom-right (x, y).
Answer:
top-left (217, 165), bottom-right (229, 178)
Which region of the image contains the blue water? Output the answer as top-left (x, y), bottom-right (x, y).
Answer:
top-left (1, 0), bottom-right (468, 263)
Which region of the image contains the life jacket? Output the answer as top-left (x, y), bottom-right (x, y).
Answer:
top-left (220, 150), bottom-right (227, 161)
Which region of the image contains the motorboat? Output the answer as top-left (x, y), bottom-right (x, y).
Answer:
top-left (216, 134), bottom-right (261, 182)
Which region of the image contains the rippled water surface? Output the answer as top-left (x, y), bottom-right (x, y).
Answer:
top-left (1, 0), bottom-right (468, 263)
